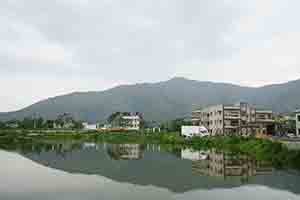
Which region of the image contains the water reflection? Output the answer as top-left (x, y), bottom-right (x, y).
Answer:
top-left (181, 149), bottom-right (273, 182)
top-left (106, 144), bottom-right (145, 160)
top-left (1, 141), bottom-right (300, 195)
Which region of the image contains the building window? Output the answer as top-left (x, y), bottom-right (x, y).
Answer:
top-left (298, 115), bottom-right (300, 122)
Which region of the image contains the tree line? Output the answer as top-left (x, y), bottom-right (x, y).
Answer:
top-left (0, 113), bottom-right (83, 130)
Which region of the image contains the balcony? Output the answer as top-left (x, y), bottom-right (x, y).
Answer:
top-left (224, 106), bottom-right (240, 110)
top-left (255, 118), bottom-right (275, 123)
top-left (256, 110), bottom-right (273, 114)
top-left (224, 115), bottom-right (240, 120)
top-left (224, 125), bottom-right (239, 129)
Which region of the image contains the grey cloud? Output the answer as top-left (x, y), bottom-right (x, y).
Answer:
top-left (0, 0), bottom-right (239, 81)
top-left (1, 0), bottom-right (300, 111)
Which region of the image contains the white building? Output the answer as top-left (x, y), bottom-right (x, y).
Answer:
top-left (296, 110), bottom-right (300, 137)
top-left (82, 122), bottom-right (97, 130)
top-left (122, 115), bottom-right (141, 131)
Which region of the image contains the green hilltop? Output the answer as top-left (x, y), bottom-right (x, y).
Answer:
top-left (1, 77), bottom-right (300, 123)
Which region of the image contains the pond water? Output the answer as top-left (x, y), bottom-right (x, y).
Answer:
top-left (1, 140), bottom-right (300, 200)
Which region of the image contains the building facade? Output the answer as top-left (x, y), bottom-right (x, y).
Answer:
top-left (192, 102), bottom-right (274, 136)
top-left (121, 115), bottom-right (141, 130)
top-left (108, 112), bottom-right (142, 131)
top-left (296, 110), bottom-right (300, 137)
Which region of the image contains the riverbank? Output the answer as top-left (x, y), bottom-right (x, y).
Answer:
top-left (1, 130), bottom-right (300, 170)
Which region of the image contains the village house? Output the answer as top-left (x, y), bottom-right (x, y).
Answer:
top-left (82, 122), bottom-right (98, 130)
top-left (108, 112), bottom-right (143, 131)
top-left (121, 115), bottom-right (141, 131)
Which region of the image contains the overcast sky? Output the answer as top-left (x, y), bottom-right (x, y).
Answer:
top-left (1, 0), bottom-right (300, 112)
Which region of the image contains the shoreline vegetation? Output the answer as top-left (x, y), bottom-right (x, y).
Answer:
top-left (1, 130), bottom-right (300, 171)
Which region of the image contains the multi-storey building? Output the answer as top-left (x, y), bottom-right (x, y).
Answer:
top-left (121, 115), bottom-right (141, 130)
top-left (296, 110), bottom-right (300, 137)
top-left (192, 102), bottom-right (274, 136)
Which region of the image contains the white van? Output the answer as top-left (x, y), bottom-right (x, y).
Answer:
top-left (181, 126), bottom-right (209, 138)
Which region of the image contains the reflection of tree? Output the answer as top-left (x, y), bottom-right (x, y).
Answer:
top-left (159, 144), bottom-right (182, 158)
top-left (1, 139), bottom-right (84, 159)
top-left (106, 144), bottom-right (145, 160)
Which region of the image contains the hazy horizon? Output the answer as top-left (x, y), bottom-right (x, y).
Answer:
top-left (1, 0), bottom-right (300, 112)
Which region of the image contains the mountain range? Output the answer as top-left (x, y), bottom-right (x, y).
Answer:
top-left (1, 77), bottom-right (300, 122)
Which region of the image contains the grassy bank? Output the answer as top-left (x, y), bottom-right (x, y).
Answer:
top-left (1, 130), bottom-right (300, 170)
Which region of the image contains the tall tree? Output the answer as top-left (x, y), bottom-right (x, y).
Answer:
top-left (36, 117), bottom-right (44, 129)
top-left (20, 118), bottom-right (34, 129)
top-left (0, 121), bottom-right (6, 129)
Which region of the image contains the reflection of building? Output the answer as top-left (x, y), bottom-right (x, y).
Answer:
top-left (181, 149), bottom-right (209, 161)
top-left (106, 144), bottom-right (144, 160)
top-left (296, 110), bottom-right (300, 137)
top-left (83, 142), bottom-right (98, 150)
top-left (192, 102), bottom-right (274, 136)
top-left (182, 149), bottom-right (273, 179)
top-left (146, 144), bottom-right (161, 152)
